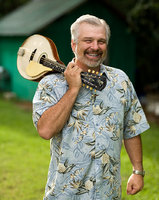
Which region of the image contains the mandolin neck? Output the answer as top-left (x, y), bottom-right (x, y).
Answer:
top-left (40, 56), bottom-right (106, 91)
top-left (40, 57), bottom-right (66, 73)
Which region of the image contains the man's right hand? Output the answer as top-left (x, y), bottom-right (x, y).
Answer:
top-left (64, 62), bottom-right (83, 91)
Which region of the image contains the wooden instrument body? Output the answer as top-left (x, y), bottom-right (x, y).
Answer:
top-left (17, 34), bottom-right (63, 80)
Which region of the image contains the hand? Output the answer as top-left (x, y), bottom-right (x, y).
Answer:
top-left (64, 62), bottom-right (83, 91)
top-left (127, 174), bottom-right (144, 195)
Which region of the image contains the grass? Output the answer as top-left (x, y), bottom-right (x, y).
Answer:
top-left (121, 122), bottom-right (159, 200)
top-left (0, 96), bottom-right (159, 200)
top-left (0, 97), bottom-right (50, 200)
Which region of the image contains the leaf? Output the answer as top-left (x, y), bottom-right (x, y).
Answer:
top-left (116, 89), bottom-right (124, 93)
top-left (103, 176), bottom-right (110, 180)
top-left (95, 149), bottom-right (105, 158)
top-left (85, 140), bottom-right (95, 146)
top-left (64, 159), bottom-right (68, 167)
top-left (110, 136), bottom-right (119, 141)
top-left (76, 189), bottom-right (89, 195)
top-left (136, 106), bottom-right (142, 112)
top-left (56, 156), bottom-right (59, 165)
top-left (103, 164), bottom-right (109, 174)
top-left (65, 164), bottom-right (75, 173)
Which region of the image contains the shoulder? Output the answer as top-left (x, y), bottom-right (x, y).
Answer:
top-left (104, 65), bottom-right (129, 79)
top-left (40, 73), bottom-right (65, 84)
top-left (101, 65), bottom-right (134, 94)
top-left (38, 73), bottom-right (67, 89)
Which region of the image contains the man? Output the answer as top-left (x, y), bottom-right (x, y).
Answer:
top-left (33, 14), bottom-right (149, 200)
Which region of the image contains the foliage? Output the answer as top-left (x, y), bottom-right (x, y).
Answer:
top-left (106, 0), bottom-right (137, 13)
top-left (128, 0), bottom-right (159, 38)
top-left (127, 0), bottom-right (159, 89)
top-left (113, 0), bottom-right (159, 92)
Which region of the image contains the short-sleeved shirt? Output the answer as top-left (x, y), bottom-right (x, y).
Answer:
top-left (33, 64), bottom-right (149, 200)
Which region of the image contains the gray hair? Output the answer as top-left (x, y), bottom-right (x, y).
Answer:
top-left (70, 14), bottom-right (111, 44)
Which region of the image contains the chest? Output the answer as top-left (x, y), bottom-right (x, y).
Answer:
top-left (70, 85), bottom-right (125, 127)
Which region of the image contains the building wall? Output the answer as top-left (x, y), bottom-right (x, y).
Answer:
top-left (0, 36), bottom-right (38, 100)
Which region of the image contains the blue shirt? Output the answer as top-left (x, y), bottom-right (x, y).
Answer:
top-left (33, 65), bottom-right (149, 200)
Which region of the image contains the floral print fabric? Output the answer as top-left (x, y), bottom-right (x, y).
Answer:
top-left (33, 65), bottom-right (149, 200)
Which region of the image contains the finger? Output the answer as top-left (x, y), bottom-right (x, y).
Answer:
top-left (68, 65), bottom-right (83, 74)
top-left (64, 62), bottom-right (74, 75)
top-left (127, 180), bottom-right (136, 195)
top-left (127, 183), bottom-right (132, 195)
top-left (66, 62), bottom-right (74, 70)
top-left (72, 66), bottom-right (83, 73)
top-left (127, 184), bottom-right (140, 195)
top-left (77, 67), bottom-right (83, 73)
top-left (65, 63), bottom-right (83, 78)
top-left (130, 187), bottom-right (138, 195)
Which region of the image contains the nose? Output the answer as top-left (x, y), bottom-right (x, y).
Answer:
top-left (91, 41), bottom-right (99, 50)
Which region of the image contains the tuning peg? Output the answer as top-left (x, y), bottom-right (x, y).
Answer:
top-left (94, 89), bottom-right (97, 92)
top-left (100, 73), bottom-right (103, 76)
top-left (88, 69), bottom-right (91, 73)
top-left (96, 71), bottom-right (99, 75)
top-left (83, 83), bottom-right (85, 87)
top-left (90, 87), bottom-right (93, 90)
top-left (86, 85), bottom-right (89, 89)
top-left (92, 70), bottom-right (95, 73)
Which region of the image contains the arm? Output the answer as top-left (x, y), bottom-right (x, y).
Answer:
top-left (124, 135), bottom-right (144, 195)
top-left (37, 62), bottom-right (82, 139)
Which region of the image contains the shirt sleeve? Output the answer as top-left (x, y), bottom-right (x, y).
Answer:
top-left (123, 77), bottom-right (150, 139)
top-left (32, 74), bottom-right (67, 128)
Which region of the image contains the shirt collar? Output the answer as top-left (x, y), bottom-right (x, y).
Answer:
top-left (99, 64), bottom-right (111, 81)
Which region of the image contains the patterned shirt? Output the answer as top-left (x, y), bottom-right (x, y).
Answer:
top-left (33, 64), bottom-right (149, 200)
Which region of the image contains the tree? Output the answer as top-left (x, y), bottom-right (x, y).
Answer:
top-left (127, 0), bottom-right (159, 93)
top-left (107, 0), bottom-right (159, 93)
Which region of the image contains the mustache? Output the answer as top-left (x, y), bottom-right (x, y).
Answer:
top-left (84, 49), bottom-right (103, 54)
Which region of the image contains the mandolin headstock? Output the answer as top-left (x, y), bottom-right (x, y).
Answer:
top-left (81, 70), bottom-right (107, 91)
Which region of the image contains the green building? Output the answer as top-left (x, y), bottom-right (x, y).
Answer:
top-left (0, 0), bottom-right (136, 101)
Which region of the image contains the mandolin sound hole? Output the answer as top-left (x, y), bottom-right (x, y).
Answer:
top-left (39, 54), bottom-right (47, 64)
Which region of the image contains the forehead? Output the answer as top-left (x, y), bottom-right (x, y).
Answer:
top-left (78, 22), bottom-right (106, 39)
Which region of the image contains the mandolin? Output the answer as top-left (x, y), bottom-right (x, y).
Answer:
top-left (17, 34), bottom-right (107, 91)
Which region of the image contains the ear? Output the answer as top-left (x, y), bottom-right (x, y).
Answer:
top-left (71, 40), bottom-right (76, 53)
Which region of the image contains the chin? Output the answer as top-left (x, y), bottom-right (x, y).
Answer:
top-left (85, 59), bottom-right (103, 68)
top-left (75, 54), bottom-right (105, 68)
top-left (85, 56), bottom-right (106, 68)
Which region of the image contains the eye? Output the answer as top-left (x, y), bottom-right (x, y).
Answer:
top-left (85, 39), bottom-right (92, 43)
top-left (98, 40), bottom-right (106, 45)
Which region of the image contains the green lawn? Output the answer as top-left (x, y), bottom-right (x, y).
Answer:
top-left (0, 97), bottom-right (50, 200)
top-left (0, 97), bottom-right (158, 200)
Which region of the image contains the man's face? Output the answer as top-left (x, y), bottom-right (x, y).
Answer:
top-left (72, 22), bottom-right (107, 68)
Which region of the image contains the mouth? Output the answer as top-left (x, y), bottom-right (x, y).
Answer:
top-left (85, 51), bottom-right (103, 60)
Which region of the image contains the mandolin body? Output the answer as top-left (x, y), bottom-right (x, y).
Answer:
top-left (17, 34), bottom-right (63, 81)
